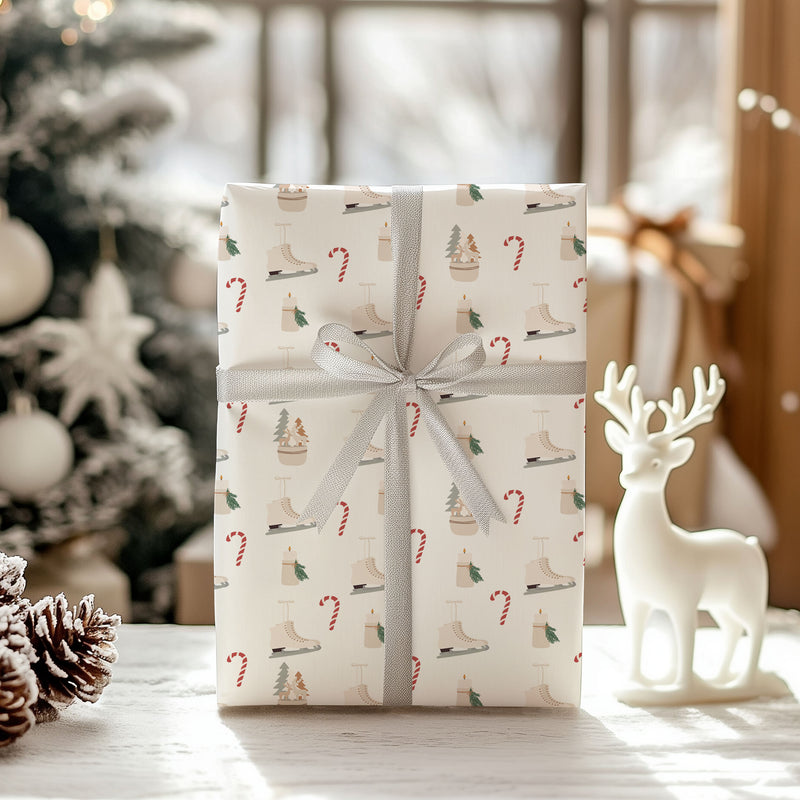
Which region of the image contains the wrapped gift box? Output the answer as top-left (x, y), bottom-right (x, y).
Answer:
top-left (215, 184), bottom-right (586, 707)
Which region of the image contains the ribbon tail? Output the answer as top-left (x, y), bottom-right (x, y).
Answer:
top-left (416, 392), bottom-right (505, 534)
top-left (300, 390), bottom-right (391, 531)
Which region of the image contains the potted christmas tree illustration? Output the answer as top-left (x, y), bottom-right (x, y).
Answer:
top-left (275, 408), bottom-right (309, 465)
top-left (274, 662), bottom-right (310, 705)
top-left (276, 184), bottom-right (309, 212)
top-left (446, 482), bottom-right (478, 535)
top-left (446, 224), bottom-right (481, 282)
top-left (456, 184), bottom-right (484, 206)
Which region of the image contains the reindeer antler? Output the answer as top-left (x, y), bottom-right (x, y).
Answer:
top-left (594, 361), bottom-right (656, 440)
top-left (651, 364), bottom-right (725, 444)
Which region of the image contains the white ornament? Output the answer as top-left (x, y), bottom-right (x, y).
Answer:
top-left (29, 260), bottom-right (155, 429)
top-left (167, 250), bottom-right (216, 310)
top-left (0, 393), bottom-right (73, 500)
top-left (595, 362), bottom-right (789, 705)
top-left (0, 201), bottom-right (53, 326)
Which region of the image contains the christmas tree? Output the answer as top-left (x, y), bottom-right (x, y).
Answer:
top-left (445, 483), bottom-right (461, 514)
top-left (274, 408), bottom-right (290, 443)
top-left (466, 233), bottom-right (480, 259)
top-left (445, 224), bottom-right (462, 260)
top-left (0, 0), bottom-right (220, 621)
top-left (273, 662), bottom-right (289, 697)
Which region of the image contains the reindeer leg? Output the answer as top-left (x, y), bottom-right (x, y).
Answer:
top-left (624, 600), bottom-right (650, 684)
top-left (668, 604), bottom-right (698, 689)
top-left (709, 608), bottom-right (743, 684)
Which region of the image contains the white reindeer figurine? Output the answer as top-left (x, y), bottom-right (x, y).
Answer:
top-left (595, 362), bottom-right (786, 705)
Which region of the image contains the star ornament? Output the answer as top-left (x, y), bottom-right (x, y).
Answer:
top-left (31, 260), bottom-right (155, 429)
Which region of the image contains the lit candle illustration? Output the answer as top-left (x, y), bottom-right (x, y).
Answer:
top-left (561, 475), bottom-right (577, 515)
top-left (457, 673), bottom-right (472, 706)
top-left (364, 608), bottom-right (382, 648)
top-left (281, 546), bottom-right (298, 586)
top-left (561, 221), bottom-right (578, 261)
top-left (456, 549), bottom-right (474, 588)
top-left (378, 221), bottom-right (391, 261)
top-left (457, 420), bottom-right (473, 458)
top-left (214, 474), bottom-right (230, 515)
top-left (456, 294), bottom-right (472, 334)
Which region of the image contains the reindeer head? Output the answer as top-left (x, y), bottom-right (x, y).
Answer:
top-left (594, 362), bottom-right (725, 491)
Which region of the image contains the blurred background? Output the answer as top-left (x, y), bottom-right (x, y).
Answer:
top-left (0, 0), bottom-right (797, 622)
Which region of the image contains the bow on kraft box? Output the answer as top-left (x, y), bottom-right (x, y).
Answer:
top-left (214, 184), bottom-right (586, 708)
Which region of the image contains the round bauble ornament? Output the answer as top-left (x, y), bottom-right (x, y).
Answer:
top-left (0, 393), bottom-right (73, 500)
top-left (0, 201), bottom-right (54, 327)
top-left (167, 250), bottom-right (216, 310)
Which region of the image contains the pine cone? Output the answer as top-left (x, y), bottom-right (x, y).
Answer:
top-left (24, 594), bottom-right (121, 722)
top-left (0, 553), bottom-right (27, 605)
top-left (0, 603), bottom-right (34, 663)
top-left (0, 647), bottom-right (37, 748)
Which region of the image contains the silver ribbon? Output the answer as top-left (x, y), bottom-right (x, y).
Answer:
top-left (216, 186), bottom-right (586, 706)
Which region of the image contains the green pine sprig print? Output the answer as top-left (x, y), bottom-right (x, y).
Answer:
top-left (469, 308), bottom-right (483, 330)
top-left (225, 236), bottom-right (241, 257)
top-left (573, 489), bottom-right (586, 510)
top-left (469, 435), bottom-right (483, 456)
top-left (469, 562), bottom-right (483, 584)
top-left (469, 184), bottom-right (484, 202)
top-left (225, 489), bottom-right (241, 510)
top-left (572, 235), bottom-right (586, 257)
top-left (545, 623), bottom-right (559, 644)
top-left (294, 560), bottom-right (309, 581)
top-left (469, 688), bottom-right (483, 707)
top-left (377, 622), bottom-right (385, 644)
top-left (294, 307), bottom-right (309, 328)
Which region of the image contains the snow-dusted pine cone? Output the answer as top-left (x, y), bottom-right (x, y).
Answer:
top-left (24, 594), bottom-right (121, 722)
top-left (0, 603), bottom-right (34, 663)
top-left (0, 647), bottom-right (37, 747)
top-left (0, 553), bottom-right (26, 605)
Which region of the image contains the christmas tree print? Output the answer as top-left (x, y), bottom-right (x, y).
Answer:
top-left (295, 671), bottom-right (309, 694)
top-left (294, 560), bottom-right (309, 581)
top-left (469, 184), bottom-right (483, 202)
top-left (469, 308), bottom-right (483, 330)
top-left (377, 622), bottom-right (385, 643)
top-left (446, 224), bottom-right (462, 260)
top-left (466, 233), bottom-right (480, 260)
top-left (469, 688), bottom-right (484, 707)
top-left (225, 236), bottom-right (240, 257)
top-left (446, 482), bottom-right (461, 514)
top-left (294, 306), bottom-right (309, 328)
top-left (275, 663), bottom-right (310, 704)
top-left (545, 623), bottom-right (559, 644)
top-left (273, 662), bottom-right (289, 697)
top-left (274, 408), bottom-right (290, 442)
top-left (573, 489), bottom-right (585, 510)
top-left (469, 562), bottom-right (484, 584)
top-left (275, 410), bottom-right (309, 465)
top-left (572, 235), bottom-right (586, 257)
top-left (226, 489), bottom-right (241, 510)
top-left (469, 435), bottom-right (483, 456)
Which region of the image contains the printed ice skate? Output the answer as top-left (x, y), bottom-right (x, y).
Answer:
top-left (438, 600), bottom-right (489, 658)
top-left (216, 449), bottom-right (229, 463)
top-left (524, 410), bottom-right (576, 468)
top-left (446, 483), bottom-right (478, 535)
top-left (266, 223), bottom-right (318, 281)
top-left (274, 408), bottom-right (309, 465)
top-left (446, 224), bottom-right (481, 282)
top-left (218, 321), bottom-right (229, 335)
top-left (351, 408), bottom-right (385, 466)
top-left (524, 283), bottom-right (576, 340)
top-left (351, 282), bottom-right (392, 339)
top-left (524, 537), bottom-right (576, 594)
top-left (269, 600), bottom-right (322, 658)
top-left (214, 575), bottom-right (230, 590)
top-left (274, 662), bottom-right (309, 705)
top-left (343, 664), bottom-right (381, 705)
top-left (351, 538), bottom-right (385, 594)
top-left (523, 184), bottom-right (576, 214)
top-left (525, 664), bottom-right (573, 707)
top-left (275, 184), bottom-right (309, 212)
top-left (266, 477), bottom-right (316, 535)
top-left (343, 185), bottom-right (391, 214)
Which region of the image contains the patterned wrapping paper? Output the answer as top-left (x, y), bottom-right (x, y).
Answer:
top-left (215, 184), bottom-right (586, 708)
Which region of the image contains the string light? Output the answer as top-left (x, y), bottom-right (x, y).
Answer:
top-left (738, 88), bottom-right (800, 136)
top-left (61, 0), bottom-right (113, 45)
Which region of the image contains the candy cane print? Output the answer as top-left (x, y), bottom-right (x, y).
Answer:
top-left (411, 528), bottom-right (426, 564)
top-left (574, 397), bottom-right (585, 410)
top-left (411, 656), bottom-right (421, 691)
top-left (337, 501), bottom-right (349, 537)
top-left (319, 595), bottom-right (341, 630)
top-left (225, 531), bottom-right (247, 566)
top-left (503, 235), bottom-right (525, 271)
top-left (227, 651), bottom-right (247, 687)
top-left (329, 247), bottom-right (350, 283)
top-left (416, 274), bottom-right (427, 310)
top-left (406, 401), bottom-right (420, 437)
top-left (573, 530), bottom-right (584, 543)
top-left (489, 590), bottom-right (511, 626)
top-left (573, 277), bottom-right (586, 288)
top-left (324, 341), bottom-right (340, 352)
top-left (503, 489), bottom-right (525, 525)
top-left (489, 336), bottom-right (511, 366)
top-left (226, 402), bottom-right (248, 433)
top-left (225, 277), bottom-right (247, 313)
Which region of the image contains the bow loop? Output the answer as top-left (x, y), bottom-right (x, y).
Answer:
top-left (416, 333), bottom-right (487, 391)
top-left (311, 323), bottom-right (401, 385)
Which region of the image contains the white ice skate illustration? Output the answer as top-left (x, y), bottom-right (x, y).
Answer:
top-left (524, 283), bottom-right (576, 340)
top-left (437, 342), bottom-right (485, 403)
top-left (266, 477), bottom-right (316, 535)
top-left (269, 600), bottom-right (322, 658)
top-left (446, 483), bottom-right (478, 535)
top-left (525, 664), bottom-right (574, 707)
top-left (266, 223), bottom-right (318, 282)
top-left (343, 664), bottom-right (381, 705)
top-left (218, 322), bottom-right (229, 336)
top-left (214, 575), bottom-right (229, 590)
top-left (377, 221), bottom-right (392, 261)
top-left (524, 537), bottom-right (576, 595)
top-left (276, 184), bottom-right (309, 212)
top-left (351, 537), bottom-right (385, 595)
top-left (343, 185), bottom-right (391, 214)
top-left (216, 449), bottom-right (229, 463)
top-left (524, 410), bottom-right (576, 468)
top-left (523, 184), bottom-right (576, 214)
top-left (437, 600), bottom-right (489, 658)
top-left (351, 408), bottom-right (385, 466)
top-left (352, 282), bottom-right (392, 340)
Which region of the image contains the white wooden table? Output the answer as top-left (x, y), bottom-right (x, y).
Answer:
top-left (3, 615), bottom-right (800, 799)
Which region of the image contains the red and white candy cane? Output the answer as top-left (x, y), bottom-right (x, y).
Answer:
top-left (324, 341), bottom-right (340, 352)
top-left (489, 336), bottom-right (511, 366)
top-left (227, 651), bottom-right (247, 686)
top-left (411, 528), bottom-right (426, 564)
top-left (406, 401), bottom-right (420, 437)
top-left (573, 530), bottom-right (584, 543)
top-left (416, 274), bottom-right (427, 310)
top-left (490, 590), bottom-right (511, 626)
top-left (503, 235), bottom-right (525, 271)
top-left (319, 595), bottom-right (340, 631)
top-left (411, 656), bottom-right (421, 692)
top-left (225, 277), bottom-right (247, 313)
top-left (329, 247), bottom-right (350, 283)
top-left (225, 530), bottom-right (247, 566)
top-left (574, 397), bottom-right (585, 409)
top-left (337, 501), bottom-right (349, 537)
top-left (503, 489), bottom-right (525, 525)
top-left (226, 402), bottom-right (248, 433)
top-left (573, 277), bottom-right (586, 288)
